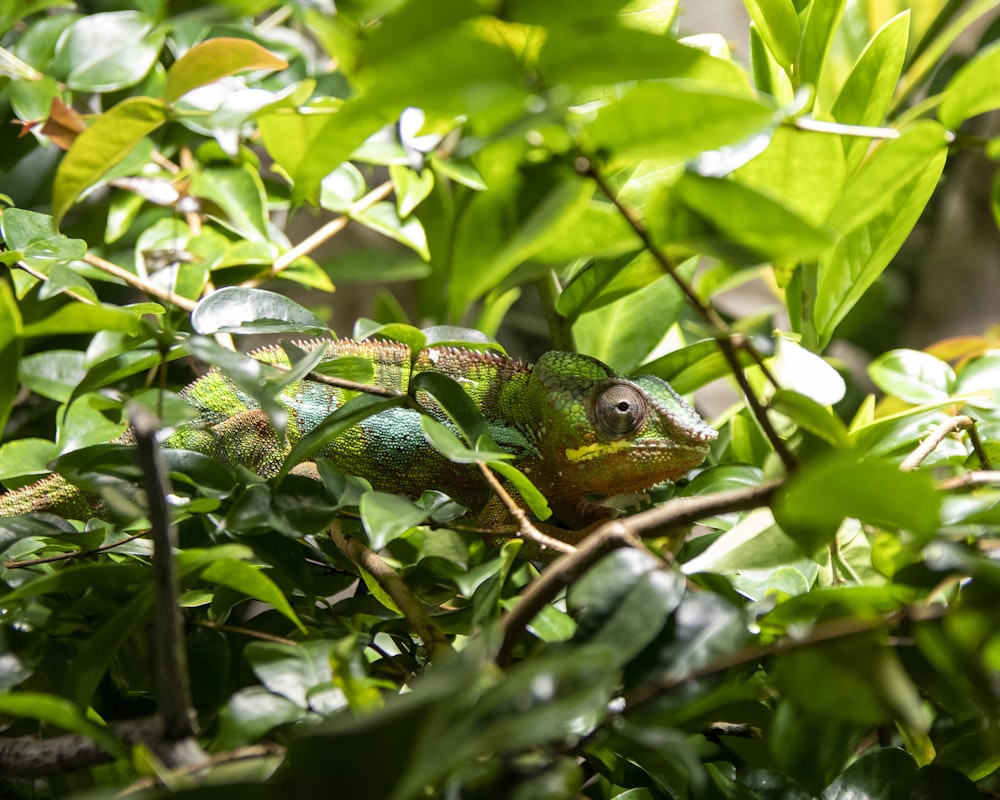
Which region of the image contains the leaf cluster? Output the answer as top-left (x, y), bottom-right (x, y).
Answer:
top-left (2, 1), bottom-right (1000, 799)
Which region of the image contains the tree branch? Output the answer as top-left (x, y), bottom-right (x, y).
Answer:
top-left (247, 179), bottom-right (394, 285)
top-left (327, 522), bottom-right (454, 660)
top-left (477, 462), bottom-right (576, 556)
top-left (83, 252), bottom-right (198, 311)
top-left (496, 480), bottom-right (782, 668)
top-left (131, 406), bottom-right (207, 770)
top-left (901, 414), bottom-right (977, 471)
top-left (576, 155), bottom-right (797, 472)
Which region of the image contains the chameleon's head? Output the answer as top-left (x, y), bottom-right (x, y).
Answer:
top-left (529, 352), bottom-right (717, 501)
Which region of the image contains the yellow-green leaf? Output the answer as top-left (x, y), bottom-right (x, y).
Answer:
top-left (164, 37), bottom-right (289, 104)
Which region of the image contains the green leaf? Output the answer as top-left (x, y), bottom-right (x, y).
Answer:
top-left (650, 173), bottom-right (835, 265)
top-left (796, 0), bottom-right (846, 94)
top-left (411, 371), bottom-right (495, 449)
top-left (389, 164), bottom-right (434, 218)
top-left (352, 202), bottom-right (429, 259)
top-left (164, 37), bottom-right (288, 104)
top-left (0, 280), bottom-right (22, 436)
top-left (360, 491), bottom-right (434, 550)
top-left (0, 438), bottom-right (57, 481)
top-left (244, 640), bottom-right (334, 709)
top-left (826, 122), bottom-right (950, 234)
top-left (52, 11), bottom-right (163, 92)
top-left (573, 270), bottom-right (690, 373)
top-left (18, 349), bottom-right (86, 403)
top-left (449, 176), bottom-right (593, 316)
top-left (324, 249), bottom-right (431, 283)
top-left (191, 287), bottom-right (328, 336)
top-left (556, 252), bottom-right (661, 320)
top-left (487, 460), bottom-right (551, 522)
top-left (831, 12), bottom-right (910, 171)
top-left (505, 0), bottom-right (634, 25)
top-left (0, 208), bottom-right (87, 266)
top-left (682, 508), bottom-right (812, 571)
top-left (868, 349), bottom-right (956, 404)
top-left (214, 686), bottom-right (303, 751)
top-left (939, 39), bottom-right (1000, 130)
top-left (735, 126), bottom-right (846, 226)
top-left (538, 26), bottom-right (749, 87)
top-left (640, 338), bottom-right (747, 395)
top-left (771, 390), bottom-right (850, 448)
top-left (190, 164), bottom-right (271, 242)
top-left (201, 559), bottom-right (306, 634)
top-left (52, 96), bottom-right (167, 225)
top-left (581, 82), bottom-right (777, 162)
top-left (567, 548), bottom-right (684, 666)
top-left (744, 0), bottom-right (801, 68)
top-left (776, 453), bottom-right (942, 538)
top-left (418, 416), bottom-right (511, 464)
top-left (815, 125), bottom-right (948, 346)
top-left (0, 693), bottom-right (127, 760)
top-left (259, 101), bottom-right (390, 205)
top-left (21, 303), bottom-right (156, 337)
top-left (774, 635), bottom-right (927, 731)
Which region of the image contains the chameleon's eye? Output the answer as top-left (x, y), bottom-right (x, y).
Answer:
top-left (595, 384), bottom-right (646, 437)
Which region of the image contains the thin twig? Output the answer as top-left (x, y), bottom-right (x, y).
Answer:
top-left (476, 462), bottom-right (576, 555)
top-left (83, 252), bottom-right (197, 311)
top-left (577, 155), bottom-right (797, 472)
top-left (327, 522), bottom-right (454, 660)
top-left (193, 620), bottom-right (297, 646)
top-left (789, 117), bottom-right (902, 140)
top-left (623, 605), bottom-right (947, 710)
top-left (131, 406), bottom-right (206, 768)
top-left (937, 470), bottom-right (1000, 491)
top-left (965, 421), bottom-right (993, 470)
top-left (900, 415), bottom-right (975, 472)
top-left (267, 358), bottom-right (404, 397)
top-left (248, 180), bottom-right (394, 285)
top-left (3, 530), bottom-right (148, 569)
top-left (14, 260), bottom-right (96, 306)
top-left (575, 156), bottom-right (722, 325)
top-left (122, 743), bottom-right (285, 794)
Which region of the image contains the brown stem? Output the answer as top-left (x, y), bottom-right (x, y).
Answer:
top-left (4, 530), bottom-right (148, 569)
top-left (267, 358), bottom-right (404, 398)
top-left (83, 252), bottom-right (197, 311)
top-left (717, 337), bottom-right (797, 472)
top-left (496, 481), bottom-right (782, 667)
top-left (900, 414), bottom-right (975, 472)
top-left (15, 260), bottom-right (96, 306)
top-left (193, 620), bottom-right (297, 646)
top-left (937, 470), bottom-right (1000, 491)
top-left (247, 179), bottom-right (394, 285)
top-left (476, 462), bottom-right (576, 555)
top-left (577, 155), bottom-right (796, 472)
top-left (327, 523), bottom-right (454, 660)
top-left (497, 522), bottom-right (645, 667)
top-left (131, 406), bottom-right (206, 768)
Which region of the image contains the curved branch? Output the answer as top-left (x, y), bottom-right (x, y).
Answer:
top-left (496, 480), bottom-right (782, 668)
top-left (327, 523), bottom-right (454, 660)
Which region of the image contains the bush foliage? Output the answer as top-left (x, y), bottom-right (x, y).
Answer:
top-left (2, 0), bottom-right (1000, 797)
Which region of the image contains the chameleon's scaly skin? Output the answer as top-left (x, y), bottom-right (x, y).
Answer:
top-left (0, 340), bottom-right (717, 531)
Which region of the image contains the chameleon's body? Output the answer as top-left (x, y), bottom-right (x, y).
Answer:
top-left (0, 340), bottom-right (716, 534)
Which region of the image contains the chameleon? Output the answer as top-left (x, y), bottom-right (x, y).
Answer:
top-left (0, 339), bottom-right (716, 541)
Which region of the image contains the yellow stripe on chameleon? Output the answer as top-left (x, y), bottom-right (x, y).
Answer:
top-left (564, 439), bottom-right (632, 463)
